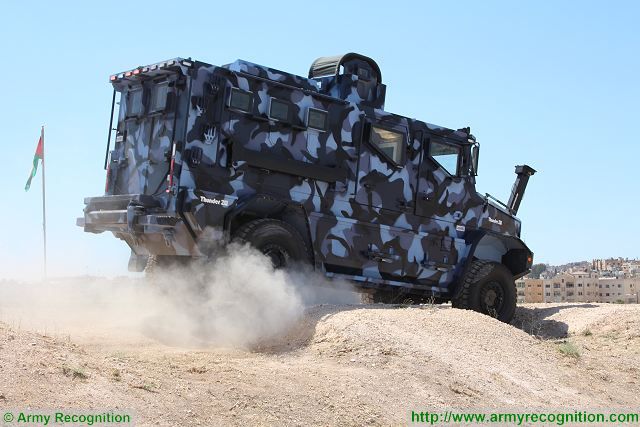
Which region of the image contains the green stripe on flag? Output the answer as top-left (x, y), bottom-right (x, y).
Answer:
top-left (25, 155), bottom-right (41, 191)
top-left (25, 131), bottom-right (44, 192)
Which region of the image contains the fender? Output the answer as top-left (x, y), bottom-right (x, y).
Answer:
top-left (452, 229), bottom-right (533, 298)
top-left (223, 193), bottom-right (316, 266)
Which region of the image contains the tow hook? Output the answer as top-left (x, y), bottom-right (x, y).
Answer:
top-left (162, 230), bottom-right (175, 247)
top-left (126, 203), bottom-right (145, 235)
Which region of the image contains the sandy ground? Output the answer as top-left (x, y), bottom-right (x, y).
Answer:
top-left (0, 277), bottom-right (639, 426)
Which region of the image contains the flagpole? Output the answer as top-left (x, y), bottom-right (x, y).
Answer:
top-left (41, 125), bottom-right (47, 280)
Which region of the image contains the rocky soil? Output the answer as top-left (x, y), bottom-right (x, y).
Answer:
top-left (1, 288), bottom-right (638, 426)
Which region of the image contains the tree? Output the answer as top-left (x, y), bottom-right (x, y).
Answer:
top-left (529, 263), bottom-right (547, 279)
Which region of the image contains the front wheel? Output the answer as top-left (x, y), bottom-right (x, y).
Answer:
top-left (452, 260), bottom-right (516, 323)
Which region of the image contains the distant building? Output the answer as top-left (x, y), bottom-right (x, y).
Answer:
top-left (518, 263), bottom-right (638, 304)
top-left (598, 278), bottom-right (639, 304)
top-left (571, 271), bottom-right (600, 303)
top-left (543, 273), bottom-right (574, 303)
top-left (516, 278), bottom-right (544, 303)
top-left (526, 279), bottom-right (543, 302)
top-left (516, 279), bottom-right (525, 303)
top-left (592, 257), bottom-right (640, 278)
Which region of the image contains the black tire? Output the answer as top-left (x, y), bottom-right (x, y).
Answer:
top-left (359, 292), bottom-right (375, 304)
top-left (452, 260), bottom-right (516, 323)
top-left (359, 289), bottom-right (415, 304)
top-left (145, 255), bottom-right (192, 277)
top-left (359, 290), bottom-right (395, 304)
top-left (232, 219), bottom-right (311, 269)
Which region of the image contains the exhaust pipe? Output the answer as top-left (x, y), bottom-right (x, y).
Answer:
top-left (507, 165), bottom-right (536, 215)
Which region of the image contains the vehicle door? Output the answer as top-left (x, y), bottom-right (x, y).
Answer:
top-left (415, 135), bottom-right (466, 221)
top-left (353, 115), bottom-right (424, 281)
top-left (111, 77), bottom-right (179, 195)
top-left (413, 135), bottom-right (468, 277)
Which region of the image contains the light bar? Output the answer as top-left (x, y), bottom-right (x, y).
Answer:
top-left (110, 59), bottom-right (186, 82)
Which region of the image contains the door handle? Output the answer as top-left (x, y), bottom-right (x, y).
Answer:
top-left (365, 250), bottom-right (397, 263)
top-left (420, 259), bottom-right (452, 272)
top-left (396, 198), bottom-right (411, 209)
top-left (453, 211), bottom-right (463, 220)
top-left (111, 155), bottom-right (128, 167)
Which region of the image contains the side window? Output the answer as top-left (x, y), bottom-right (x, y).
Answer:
top-left (126, 88), bottom-right (143, 117)
top-left (307, 108), bottom-right (328, 131)
top-left (429, 140), bottom-right (460, 176)
top-left (269, 98), bottom-right (290, 122)
top-left (369, 125), bottom-right (405, 165)
top-left (228, 88), bottom-right (253, 112)
top-left (149, 82), bottom-right (169, 112)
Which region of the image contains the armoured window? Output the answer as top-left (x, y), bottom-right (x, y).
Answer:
top-left (149, 82), bottom-right (169, 112)
top-left (126, 88), bottom-right (143, 117)
top-left (370, 125), bottom-right (405, 165)
top-left (307, 108), bottom-right (328, 131)
top-left (357, 68), bottom-right (371, 80)
top-left (429, 140), bottom-right (460, 176)
top-left (229, 88), bottom-right (253, 112)
top-left (269, 98), bottom-right (290, 122)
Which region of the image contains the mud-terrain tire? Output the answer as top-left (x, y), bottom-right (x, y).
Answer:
top-left (232, 219), bottom-right (312, 269)
top-left (360, 291), bottom-right (394, 304)
top-left (359, 290), bottom-right (414, 304)
top-left (452, 260), bottom-right (516, 323)
top-left (144, 255), bottom-right (192, 278)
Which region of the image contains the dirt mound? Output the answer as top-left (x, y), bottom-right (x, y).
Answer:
top-left (2, 302), bottom-right (639, 425)
top-left (268, 305), bottom-right (601, 406)
top-left (515, 303), bottom-right (640, 339)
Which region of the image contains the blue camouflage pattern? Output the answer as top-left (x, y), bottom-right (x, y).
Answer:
top-left (79, 53), bottom-right (534, 299)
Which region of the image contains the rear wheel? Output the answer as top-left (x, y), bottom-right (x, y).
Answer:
top-left (360, 290), bottom-right (400, 304)
top-left (360, 290), bottom-right (436, 305)
top-left (452, 260), bottom-right (516, 323)
top-left (232, 219), bottom-right (311, 269)
top-left (144, 255), bottom-right (192, 278)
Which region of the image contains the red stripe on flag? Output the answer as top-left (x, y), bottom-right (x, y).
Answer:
top-left (34, 134), bottom-right (44, 159)
top-left (25, 128), bottom-right (44, 191)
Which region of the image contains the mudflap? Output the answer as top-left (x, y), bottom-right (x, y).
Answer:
top-left (128, 252), bottom-right (149, 272)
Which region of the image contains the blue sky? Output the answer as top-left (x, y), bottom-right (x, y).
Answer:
top-left (0, 1), bottom-right (638, 279)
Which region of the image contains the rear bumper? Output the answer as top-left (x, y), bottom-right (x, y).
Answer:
top-left (78, 190), bottom-right (237, 258)
top-left (77, 194), bottom-right (177, 234)
top-left (77, 194), bottom-right (199, 257)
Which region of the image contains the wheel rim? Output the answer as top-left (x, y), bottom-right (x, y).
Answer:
top-left (262, 244), bottom-right (290, 269)
top-left (480, 280), bottom-right (505, 317)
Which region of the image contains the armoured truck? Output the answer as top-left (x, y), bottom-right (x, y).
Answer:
top-left (78, 53), bottom-right (535, 322)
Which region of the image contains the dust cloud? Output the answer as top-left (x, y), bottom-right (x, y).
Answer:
top-left (0, 243), bottom-right (359, 349)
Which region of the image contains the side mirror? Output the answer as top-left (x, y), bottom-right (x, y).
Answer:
top-left (472, 144), bottom-right (480, 176)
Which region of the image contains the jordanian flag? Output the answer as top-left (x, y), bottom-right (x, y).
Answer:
top-left (25, 127), bottom-right (44, 191)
